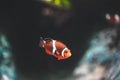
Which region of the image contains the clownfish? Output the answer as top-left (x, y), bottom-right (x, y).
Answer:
top-left (39, 37), bottom-right (72, 60)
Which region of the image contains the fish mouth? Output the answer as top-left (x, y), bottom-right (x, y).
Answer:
top-left (58, 53), bottom-right (72, 60)
top-left (65, 53), bottom-right (72, 58)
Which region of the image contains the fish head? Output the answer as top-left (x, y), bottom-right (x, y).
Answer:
top-left (57, 49), bottom-right (72, 60)
top-left (64, 49), bottom-right (72, 59)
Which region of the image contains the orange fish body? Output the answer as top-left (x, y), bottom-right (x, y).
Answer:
top-left (39, 37), bottom-right (72, 60)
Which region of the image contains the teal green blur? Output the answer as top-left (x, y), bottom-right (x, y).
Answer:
top-left (0, 33), bottom-right (17, 80)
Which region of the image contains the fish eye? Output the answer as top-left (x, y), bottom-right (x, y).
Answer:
top-left (64, 51), bottom-right (68, 53)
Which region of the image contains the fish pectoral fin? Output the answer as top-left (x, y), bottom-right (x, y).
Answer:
top-left (56, 51), bottom-right (60, 55)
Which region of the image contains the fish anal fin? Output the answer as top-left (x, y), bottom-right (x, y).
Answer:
top-left (57, 58), bottom-right (61, 60)
top-left (57, 56), bottom-right (63, 60)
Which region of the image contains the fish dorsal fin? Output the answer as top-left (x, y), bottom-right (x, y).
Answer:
top-left (40, 37), bottom-right (53, 41)
top-left (44, 37), bottom-right (53, 41)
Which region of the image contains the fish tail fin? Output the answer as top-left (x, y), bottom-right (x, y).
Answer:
top-left (39, 37), bottom-right (45, 48)
top-left (40, 37), bottom-right (44, 41)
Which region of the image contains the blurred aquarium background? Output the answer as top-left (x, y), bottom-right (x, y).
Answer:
top-left (0, 0), bottom-right (120, 80)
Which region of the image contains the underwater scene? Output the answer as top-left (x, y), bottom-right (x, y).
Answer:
top-left (0, 0), bottom-right (120, 80)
